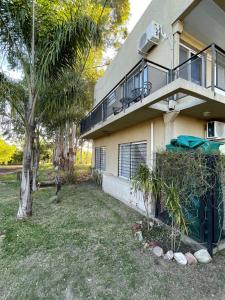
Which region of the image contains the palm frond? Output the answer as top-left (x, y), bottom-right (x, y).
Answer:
top-left (38, 15), bottom-right (102, 84)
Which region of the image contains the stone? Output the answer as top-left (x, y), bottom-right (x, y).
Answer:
top-left (148, 240), bottom-right (158, 250)
top-left (134, 231), bottom-right (143, 242)
top-left (0, 234), bottom-right (5, 242)
top-left (164, 250), bottom-right (174, 261)
top-left (152, 246), bottom-right (164, 257)
top-left (136, 221), bottom-right (143, 225)
top-left (194, 249), bottom-right (212, 264)
top-left (143, 241), bottom-right (157, 250)
top-left (174, 252), bottom-right (187, 266)
top-left (131, 223), bottom-right (142, 233)
top-left (149, 221), bottom-right (154, 228)
top-left (143, 243), bottom-right (149, 249)
top-left (185, 252), bottom-right (197, 265)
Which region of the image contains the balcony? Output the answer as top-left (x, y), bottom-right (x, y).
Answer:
top-left (80, 60), bottom-right (170, 135)
top-left (174, 44), bottom-right (225, 93)
top-left (80, 44), bottom-right (225, 137)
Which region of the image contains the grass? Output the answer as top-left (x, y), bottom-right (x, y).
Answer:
top-left (1, 166), bottom-right (225, 299)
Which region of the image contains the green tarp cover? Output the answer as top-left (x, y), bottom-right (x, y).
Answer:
top-left (167, 135), bottom-right (222, 152)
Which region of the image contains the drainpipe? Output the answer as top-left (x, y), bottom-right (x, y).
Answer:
top-left (211, 44), bottom-right (216, 94)
top-left (150, 121), bottom-right (155, 217)
top-left (150, 122), bottom-right (154, 170)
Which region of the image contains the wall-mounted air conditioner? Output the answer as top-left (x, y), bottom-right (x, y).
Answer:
top-left (138, 21), bottom-right (160, 54)
top-left (207, 121), bottom-right (225, 139)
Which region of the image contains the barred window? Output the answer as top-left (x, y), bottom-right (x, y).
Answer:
top-left (118, 141), bottom-right (147, 179)
top-left (95, 147), bottom-right (106, 171)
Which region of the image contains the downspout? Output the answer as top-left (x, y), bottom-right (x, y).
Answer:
top-left (150, 122), bottom-right (154, 170)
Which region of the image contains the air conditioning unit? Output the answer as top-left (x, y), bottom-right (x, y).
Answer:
top-left (138, 21), bottom-right (160, 54)
top-left (206, 121), bottom-right (225, 139)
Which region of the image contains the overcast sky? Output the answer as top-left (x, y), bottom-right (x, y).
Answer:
top-left (104, 0), bottom-right (152, 59)
top-left (127, 0), bottom-right (152, 33)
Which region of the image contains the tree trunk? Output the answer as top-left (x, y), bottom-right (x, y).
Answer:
top-left (74, 125), bottom-right (79, 165)
top-left (79, 139), bottom-right (83, 165)
top-left (32, 128), bottom-right (40, 191)
top-left (17, 0), bottom-right (36, 219)
top-left (85, 141), bottom-right (89, 164)
top-left (53, 130), bottom-right (60, 167)
top-left (63, 124), bottom-right (69, 171)
top-left (59, 128), bottom-right (65, 170)
top-left (68, 123), bottom-right (75, 174)
top-left (17, 123), bottom-right (34, 219)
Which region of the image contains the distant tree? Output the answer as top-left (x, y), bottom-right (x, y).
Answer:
top-left (0, 138), bottom-right (16, 164)
top-left (0, 0), bottom-right (101, 218)
top-left (0, 0), bottom-right (130, 219)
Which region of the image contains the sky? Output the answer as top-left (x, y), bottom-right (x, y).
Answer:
top-left (104, 0), bottom-right (152, 60)
top-left (127, 0), bottom-right (152, 33)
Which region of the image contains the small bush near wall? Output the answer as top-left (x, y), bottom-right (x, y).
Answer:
top-left (92, 169), bottom-right (102, 186)
top-left (155, 150), bottom-right (225, 250)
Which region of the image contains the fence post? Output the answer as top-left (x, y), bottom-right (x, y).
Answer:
top-left (211, 44), bottom-right (216, 92)
top-left (141, 58), bottom-right (145, 101)
top-left (101, 102), bottom-right (104, 121)
top-left (199, 195), bottom-right (206, 242)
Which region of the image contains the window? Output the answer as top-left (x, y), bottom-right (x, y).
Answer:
top-left (95, 147), bottom-right (106, 171)
top-left (124, 66), bottom-right (149, 98)
top-left (126, 77), bottom-right (134, 97)
top-left (179, 45), bottom-right (203, 86)
top-left (118, 141), bottom-right (147, 179)
top-left (216, 51), bottom-right (225, 90)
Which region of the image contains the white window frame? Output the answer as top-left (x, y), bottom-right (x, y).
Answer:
top-left (95, 147), bottom-right (106, 171)
top-left (118, 141), bottom-right (147, 180)
top-left (179, 43), bottom-right (205, 86)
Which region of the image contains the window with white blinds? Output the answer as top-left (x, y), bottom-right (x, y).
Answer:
top-left (118, 141), bottom-right (147, 179)
top-left (95, 147), bottom-right (106, 171)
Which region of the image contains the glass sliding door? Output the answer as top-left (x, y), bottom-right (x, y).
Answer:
top-left (179, 45), bottom-right (203, 86)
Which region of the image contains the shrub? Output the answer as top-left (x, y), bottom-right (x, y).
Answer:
top-left (0, 139), bottom-right (17, 165)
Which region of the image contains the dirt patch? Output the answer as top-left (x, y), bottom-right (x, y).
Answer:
top-left (0, 166), bottom-right (21, 176)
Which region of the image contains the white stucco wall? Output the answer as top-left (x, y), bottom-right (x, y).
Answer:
top-left (94, 0), bottom-right (195, 105)
top-left (102, 173), bottom-right (155, 217)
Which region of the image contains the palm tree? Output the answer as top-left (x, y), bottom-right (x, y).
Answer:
top-left (0, 0), bottom-right (101, 219)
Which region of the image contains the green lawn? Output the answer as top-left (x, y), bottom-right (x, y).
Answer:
top-left (1, 168), bottom-right (225, 299)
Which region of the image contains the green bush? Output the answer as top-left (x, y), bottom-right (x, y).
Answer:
top-left (0, 139), bottom-right (17, 165)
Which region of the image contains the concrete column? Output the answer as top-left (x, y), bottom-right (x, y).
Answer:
top-left (163, 111), bottom-right (180, 145)
top-left (172, 20), bottom-right (183, 68)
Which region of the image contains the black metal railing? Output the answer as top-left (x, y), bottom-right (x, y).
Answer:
top-left (80, 44), bottom-right (225, 135)
top-left (80, 59), bottom-right (170, 135)
top-left (173, 43), bottom-right (225, 92)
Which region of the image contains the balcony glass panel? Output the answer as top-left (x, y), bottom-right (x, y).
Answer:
top-left (216, 51), bottom-right (225, 91)
top-left (80, 60), bottom-right (170, 135)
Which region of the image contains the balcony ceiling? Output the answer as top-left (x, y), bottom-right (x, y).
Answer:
top-left (183, 0), bottom-right (225, 50)
top-left (83, 106), bottom-right (163, 139)
top-left (180, 100), bottom-right (225, 122)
